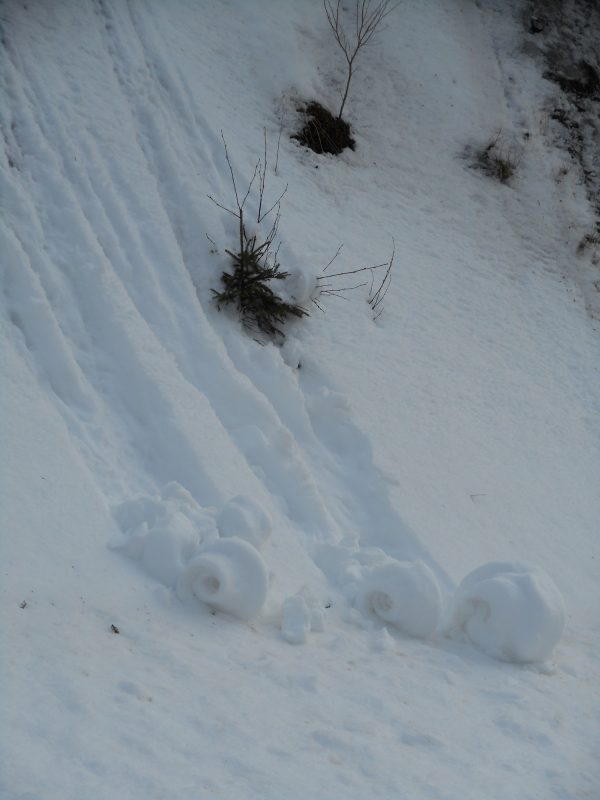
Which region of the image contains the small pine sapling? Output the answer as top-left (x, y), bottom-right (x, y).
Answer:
top-left (209, 133), bottom-right (308, 340)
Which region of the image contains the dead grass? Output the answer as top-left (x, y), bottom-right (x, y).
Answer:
top-left (467, 134), bottom-right (522, 184)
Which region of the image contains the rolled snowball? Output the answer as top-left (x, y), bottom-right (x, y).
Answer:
top-left (217, 495), bottom-right (272, 550)
top-left (141, 511), bottom-right (200, 587)
top-left (356, 560), bottom-right (442, 638)
top-left (177, 537), bottom-right (268, 620)
top-left (450, 562), bottom-right (565, 663)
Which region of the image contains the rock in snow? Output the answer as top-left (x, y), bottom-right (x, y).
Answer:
top-left (449, 562), bottom-right (566, 663)
top-left (355, 560), bottom-right (443, 638)
top-left (177, 537), bottom-right (269, 620)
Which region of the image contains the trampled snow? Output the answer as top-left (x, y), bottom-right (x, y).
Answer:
top-left (1, 1), bottom-right (599, 798)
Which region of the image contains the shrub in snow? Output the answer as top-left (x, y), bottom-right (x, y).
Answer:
top-left (355, 560), bottom-right (443, 638)
top-left (467, 133), bottom-right (522, 184)
top-left (177, 537), bottom-right (268, 621)
top-left (217, 494), bottom-right (272, 551)
top-left (209, 134), bottom-right (307, 341)
top-left (449, 562), bottom-right (566, 663)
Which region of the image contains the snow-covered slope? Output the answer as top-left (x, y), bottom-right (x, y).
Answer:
top-left (1, 2), bottom-right (599, 798)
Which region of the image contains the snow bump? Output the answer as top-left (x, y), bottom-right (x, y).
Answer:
top-left (217, 494), bottom-right (272, 551)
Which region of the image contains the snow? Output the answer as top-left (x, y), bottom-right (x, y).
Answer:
top-left (448, 562), bottom-right (566, 663)
top-left (1, 0), bottom-right (600, 798)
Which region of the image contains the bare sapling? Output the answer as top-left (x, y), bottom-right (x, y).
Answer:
top-left (323, 0), bottom-right (398, 120)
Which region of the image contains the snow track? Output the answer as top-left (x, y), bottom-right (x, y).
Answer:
top-left (1, 0), bottom-right (446, 583)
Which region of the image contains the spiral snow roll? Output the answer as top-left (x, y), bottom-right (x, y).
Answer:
top-left (449, 562), bottom-right (565, 663)
top-left (356, 560), bottom-right (442, 638)
top-left (177, 537), bottom-right (268, 620)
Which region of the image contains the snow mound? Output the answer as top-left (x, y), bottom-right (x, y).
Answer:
top-left (356, 560), bottom-right (443, 638)
top-left (217, 494), bottom-right (272, 550)
top-left (449, 562), bottom-right (566, 663)
top-left (140, 512), bottom-right (200, 587)
top-left (281, 595), bottom-right (312, 645)
top-left (281, 587), bottom-right (326, 644)
top-left (177, 537), bottom-right (268, 621)
top-left (109, 483), bottom-right (219, 586)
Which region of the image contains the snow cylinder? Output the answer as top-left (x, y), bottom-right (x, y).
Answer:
top-left (177, 537), bottom-right (268, 620)
top-left (449, 562), bottom-right (566, 663)
top-left (356, 559), bottom-right (443, 638)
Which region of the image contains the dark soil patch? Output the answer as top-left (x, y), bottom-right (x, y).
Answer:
top-left (544, 59), bottom-right (600, 100)
top-left (527, 1), bottom-right (600, 222)
top-left (292, 101), bottom-right (355, 156)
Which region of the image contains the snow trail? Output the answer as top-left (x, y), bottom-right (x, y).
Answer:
top-left (1, 0), bottom-right (447, 583)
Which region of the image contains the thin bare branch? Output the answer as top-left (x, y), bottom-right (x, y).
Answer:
top-left (327, 280), bottom-right (369, 292)
top-left (220, 131), bottom-right (241, 210)
top-left (240, 160), bottom-right (260, 212)
top-left (322, 244), bottom-right (344, 272)
top-left (320, 290), bottom-right (351, 300)
top-left (274, 119), bottom-right (283, 175)
top-left (207, 194), bottom-right (239, 218)
top-left (257, 128), bottom-right (268, 222)
top-left (258, 184), bottom-right (288, 224)
top-left (319, 261), bottom-right (388, 280)
top-left (368, 237), bottom-right (394, 314)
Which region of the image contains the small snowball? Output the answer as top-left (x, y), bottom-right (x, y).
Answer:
top-left (141, 511), bottom-right (200, 587)
top-left (177, 537), bottom-right (268, 621)
top-left (449, 562), bottom-right (565, 663)
top-left (355, 547), bottom-right (388, 567)
top-left (284, 269), bottom-right (317, 307)
top-left (297, 586), bottom-right (326, 633)
top-left (372, 627), bottom-right (396, 653)
top-left (111, 486), bottom-right (219, 581)
top-left (108, 521), bottom-right (148, 560)
top-left (356, 560), bottom-right (443, 638)
top-left (217, 495), bottom-right (272, 550)
top-left (113, 496), bottom-right (164, 533)
top-left (280, 337), bottom-right (304, 370)
top-left (161, 482), bottom-right (219, 543)
top-left (281, 595), bottom-right (312, 644)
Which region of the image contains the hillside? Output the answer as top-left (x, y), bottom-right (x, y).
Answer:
top-left (1, 1), bottom-right (599, 798)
